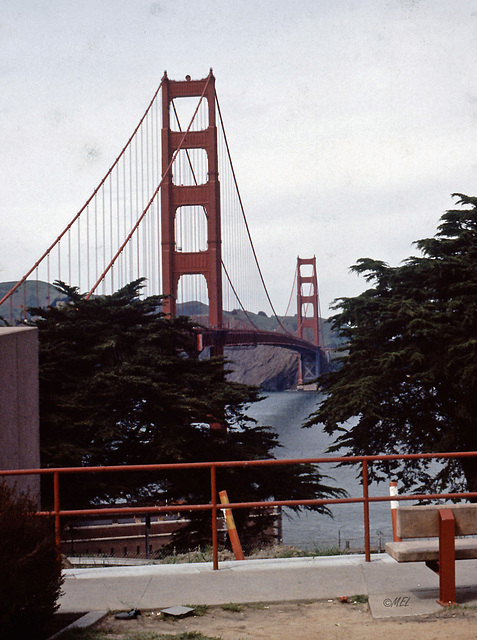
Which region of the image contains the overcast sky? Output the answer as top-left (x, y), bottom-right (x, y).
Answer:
top-left (1, 0), bottom-right (477, 316)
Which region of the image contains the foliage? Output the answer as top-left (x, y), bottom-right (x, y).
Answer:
top-left (221, 602), bottom-right (243, 612)
top-left (306, 194), bottom-right (477, 494)
top-left (32, 279), bottom-right (344, 547)
top-left (349, 594), bottom-right (369, 604)
top-left (0, 482), bottom-right (63, 639)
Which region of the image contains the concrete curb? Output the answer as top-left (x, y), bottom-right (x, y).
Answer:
top-left (58, 554), bottom-right (477, 619)
top-left (47, 610), bottom-right (108, 639)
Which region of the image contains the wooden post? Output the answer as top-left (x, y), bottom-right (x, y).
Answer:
top-left (219, 490), bottom-right (244, 561)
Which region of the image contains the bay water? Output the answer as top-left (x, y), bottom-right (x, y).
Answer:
top-left (247, 391), bottom-right (394, 551)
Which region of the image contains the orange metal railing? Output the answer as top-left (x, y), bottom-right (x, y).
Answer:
top-left (2, 451), bottom-right (477, 570)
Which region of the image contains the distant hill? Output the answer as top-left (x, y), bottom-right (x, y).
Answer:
top-left (176, 303), bottom-right (343, 351)
top-left (1, 280), bottom-right (340, 347)
top-left (177, 304), bottom-right (344, 390)
top-left (1, 281), bottom-right (343, 389)
top-left (0, 280), bottom-right (64, 324)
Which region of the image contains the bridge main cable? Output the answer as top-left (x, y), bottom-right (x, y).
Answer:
top-left (86, 72), bottom-right (213, 299)
top-left (0, 78), bottom-right (166, 310)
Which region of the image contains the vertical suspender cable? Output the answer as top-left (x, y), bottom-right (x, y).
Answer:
top-left (0, 79), bottom-right (165, 310)
top-left (86, 75), bottom-right (212, 299)
top-left (78, 213), bottom-right (81, 290)
top-left (68, 228), bottom-right (71, 287)
top-left (47, 254), bottom-right (50, 305)
top-left (102, 181), bottom-right (106, 294)
top-left (141, 122), bottom-right (145, 287)
top-left (215, 91), bottom-right (292, 335)
top-left (57, 241), bottom-right (61, 286)
top-left (110, 172), bottom-right (114, 293)
top-left (135, 133), bottom-right (140, 282)
top-left (94, 198), bottom-right (98, 292)
top-left (116, 163), bottom-right (120, 289)
top-left (86, 205), bottom-right (90, 291)
top-left (155, 96), bottom-right (161, 292)
top-left (122, 154), bottom-right (126, 290)
top-left (35, 268), bottom-right (39, 309)
top-left (129, 143), bottom-right (133, 283)
top-left (147, 109), bottom-right (153, 292)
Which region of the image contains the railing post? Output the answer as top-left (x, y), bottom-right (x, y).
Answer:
top-left (211, 465), bottom-right (219, 570)
top-left (389, 481), bottom-right (401, 542)
top-left (438, 509), bottom-right (456, 605)
top-left (145, 514), bottom-right (151, 558)
top-left (53, 471), bottom-right (61, 558)
top-left (362, 460), bottom-right (371, 562)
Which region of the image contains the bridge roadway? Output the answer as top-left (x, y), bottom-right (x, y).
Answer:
top-left (198, 328), bottom-right (320, 356)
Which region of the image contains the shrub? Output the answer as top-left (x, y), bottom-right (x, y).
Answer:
top-left (0, 482), bottom-right (63, 638)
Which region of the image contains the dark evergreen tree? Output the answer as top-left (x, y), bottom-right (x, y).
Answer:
top-left (33, 279), bottom-right (343, 548)
top-left (306, 194), bottom-right (477, 495)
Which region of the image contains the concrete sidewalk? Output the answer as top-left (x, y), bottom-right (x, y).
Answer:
top-left (59, 554), bottom-right (477, 619)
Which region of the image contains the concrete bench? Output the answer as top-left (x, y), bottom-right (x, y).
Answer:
top-left (385, 503), bottom-right (477, 605)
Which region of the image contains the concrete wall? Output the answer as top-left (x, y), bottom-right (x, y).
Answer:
top-left (0, 327), bottom-right (40, 501)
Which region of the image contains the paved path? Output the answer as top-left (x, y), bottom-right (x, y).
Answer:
top-left (59, 554), bottom-right (477, 619)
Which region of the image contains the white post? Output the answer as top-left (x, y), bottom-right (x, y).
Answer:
top-left (389, 481), bottom-right (401, 542)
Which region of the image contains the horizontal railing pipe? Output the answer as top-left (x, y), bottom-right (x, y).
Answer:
top-left (2, 449), bottom-right (477, 476)
top-left (2, 450), bottom-right (476, 569)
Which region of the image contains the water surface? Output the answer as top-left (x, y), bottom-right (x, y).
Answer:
top-left (247, 391), bottom-right (394, 550)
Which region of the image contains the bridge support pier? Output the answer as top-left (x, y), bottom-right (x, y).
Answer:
top-left (297, 350), bottom-right (321, 389)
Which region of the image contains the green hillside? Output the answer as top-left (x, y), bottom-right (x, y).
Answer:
top-left (1, 281), bottom-right (343, 351)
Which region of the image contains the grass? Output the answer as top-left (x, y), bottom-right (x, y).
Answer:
top-left (247, 602), bottom-right (268, 610)
top-left (441, 604), bottom-right (477, 613)
top-left (160, 548), bottom-right (219, 565)
top-left (69, 543), bottom-right (351, 568)
top-left (274, 544), bottom-right (346, 559)
top-left (349, 594), bottom-right (369, 604)
top-left (220, 602), bottom-right (243, 612)
top-left (186, 604), bottom-right (209, 617)
top-left (310, 546), bottom-right (346, 557)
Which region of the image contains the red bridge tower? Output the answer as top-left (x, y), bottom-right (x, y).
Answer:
top-left (296, 256), bottom-right (321, 386)
top-left (160, 71), bottom-right (223, 330)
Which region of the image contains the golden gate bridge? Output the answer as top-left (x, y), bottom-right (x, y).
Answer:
top-left (0, 71), bottom-right (324, 384)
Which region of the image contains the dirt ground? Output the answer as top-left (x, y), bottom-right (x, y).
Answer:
top-left (93, 599), bottom-right (477, 640)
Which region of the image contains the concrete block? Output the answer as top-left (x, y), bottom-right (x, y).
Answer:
top-left (385, 538), bottom-right (477, 562)
top-left (0, 327), bottom-right (40, 502)
top-left (396, 504), bottom-right (477, 538)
